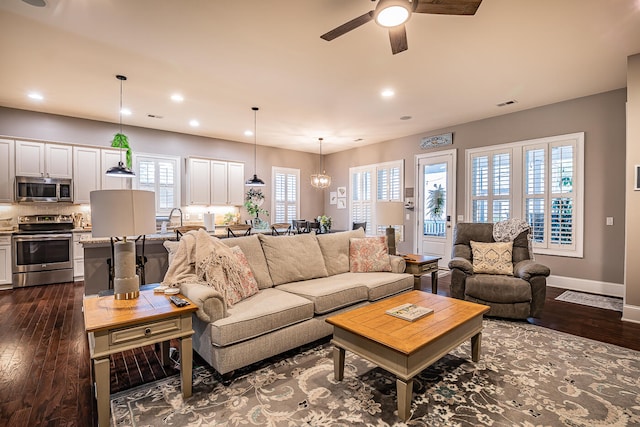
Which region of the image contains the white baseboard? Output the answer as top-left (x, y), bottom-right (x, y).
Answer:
top-left (622, 304), bottom-right (640, 324)
top-left (547, 275), bottom-right (624, 298)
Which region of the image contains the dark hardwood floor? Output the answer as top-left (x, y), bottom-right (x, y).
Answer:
top-left (0, 277), bottom-right (638, 426)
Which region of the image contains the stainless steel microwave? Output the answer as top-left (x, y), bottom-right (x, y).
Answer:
top-left (15, 176), bottom-right (73, 203)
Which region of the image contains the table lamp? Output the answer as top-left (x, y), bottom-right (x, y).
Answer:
top-left (90, 190), bottom-right (156, 299)
top-left (376, 201), bottom-right (404, 255)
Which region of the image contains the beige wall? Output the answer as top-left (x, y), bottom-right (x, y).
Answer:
top-left (326, 89), bottom-right (627, 285)
top-left (625, 54), bottom-right (640, 318)
top-left (0, 107), bottom-right (324, 223)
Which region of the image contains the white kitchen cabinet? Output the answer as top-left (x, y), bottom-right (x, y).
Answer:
top-left (0, 235), bottom-right (12, 287)
top-left (0, 139), bottom-right (14, 202)
top-left (73, 231), bottom-right (91, 281)
top-left (73, 146), bottom-right (101, 204)
top-left (186, 158), bottom-right (245, 206)
top-left (15, 140), bottom-right (72, 178)
top-left (101, 149), bottom-right (130, 190)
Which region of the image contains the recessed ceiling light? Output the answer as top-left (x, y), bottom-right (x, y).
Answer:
top-left (381, 89), bottom-right (395, 98)
top-left (189, 119), bottom-right (200, 127)
top-left (244, 130), bottom-right (254, 137)
top-left (28, 92), bottom-right (43, 100)
top-left (170, 94), bottom-right (184, 103)
top-left (120, 108), bottom-right (132, 116)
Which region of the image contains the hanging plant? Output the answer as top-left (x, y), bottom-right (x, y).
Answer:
top-left (111, 132), bottom-right (132, 169)
top-left (427, 184), bottom-right (445, 221)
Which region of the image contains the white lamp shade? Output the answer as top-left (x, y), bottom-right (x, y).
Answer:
top-left (90, 190), bottom-right (157, 237)
top-left (376, 201), bottom-right (404, 226)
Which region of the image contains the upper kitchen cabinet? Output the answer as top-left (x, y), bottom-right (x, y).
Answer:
top-left (186, 158), bottom-right (244, 206)
top-left (101, 149), bottom-right (130, 190)
top-left (0, 139), bottom-right (14, 202)
top-left (15, 140), bottom-right (73, 178)
top-left (73, 146), bottom-right (101, 204)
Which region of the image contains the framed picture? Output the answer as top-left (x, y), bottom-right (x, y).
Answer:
top-left (329, 192), bottom-right (337, 204)
top-left (337, 198), bottom-right (346, 209)
top-left (337, 186), bottom-right (347, 198)
top-left (636, 165), bottom-right (640, 190)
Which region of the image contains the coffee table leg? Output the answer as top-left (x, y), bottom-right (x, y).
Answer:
top-left (180, 336), bottom-right (193, 397)
top-left (397, 377), bottom-right (414, 421)
top-left (471, 332), bottom-right (482, 362)
top-left (333, 346), bottom-right (345, 381)
top-left (94, 357), bottom-right (110, 427)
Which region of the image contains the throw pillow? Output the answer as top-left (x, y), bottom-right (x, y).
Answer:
top-left (470, 241), bottom-right (513, 275)
top-left (349, 236), bottom-right (392, 273)
top-left (227, 246), bottom-right (259, 302)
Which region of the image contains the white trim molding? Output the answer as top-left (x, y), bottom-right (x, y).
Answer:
top-left (622, 304), bottom-right (640, 324)
top-left (546, 275), bottom-right (624, 298)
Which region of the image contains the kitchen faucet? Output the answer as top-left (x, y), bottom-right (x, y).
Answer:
top-left (169, 208), bottom-right (183, 227)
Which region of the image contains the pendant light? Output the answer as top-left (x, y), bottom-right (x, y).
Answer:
top-left (245, 106), bottom-right (265, 186)
top-left (106, 74), bottom-right (135, 178)
top-left (310, 137), bottom-right (331, 189)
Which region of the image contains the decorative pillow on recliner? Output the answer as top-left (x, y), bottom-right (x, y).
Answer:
top-left (349, 236), bottom-right (392, 272)
top-left (470, 241), bottom-right (513, 275)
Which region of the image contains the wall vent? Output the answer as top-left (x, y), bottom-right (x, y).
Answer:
top-left (497, 100), bottom-right (518, 107)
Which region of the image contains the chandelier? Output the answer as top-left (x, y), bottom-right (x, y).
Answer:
top-left (310, 137), bottom-right (331, 189)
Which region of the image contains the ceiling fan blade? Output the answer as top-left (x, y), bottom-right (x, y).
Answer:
top-left (414, 0), bottom-right (482, 15)
top-left (389, 25), bottom-right (408, 55)
top-left (320, 11), bottom-right (374, 41)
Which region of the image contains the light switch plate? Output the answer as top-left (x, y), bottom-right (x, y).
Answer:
top-left (606, 217), bottom-right (614, 226)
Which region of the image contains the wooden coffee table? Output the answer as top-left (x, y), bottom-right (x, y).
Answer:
top-left (326, 290), bottom-right (490, 421)
top-left (84, 289), bottom-right (198, 427)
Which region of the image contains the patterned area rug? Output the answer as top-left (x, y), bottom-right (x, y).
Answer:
top-left (111, 319), bottom-right (640, 426)
top-left (555, 290), bottom-right (624, 312)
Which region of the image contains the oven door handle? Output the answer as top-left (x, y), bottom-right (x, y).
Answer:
top-left (13, 233), bottom-right (73, 241)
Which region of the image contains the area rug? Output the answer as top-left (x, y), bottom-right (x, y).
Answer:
top-left (555, 290), bottom-right (624, 312)
top-left (110, 319), bottom-right (640, 426)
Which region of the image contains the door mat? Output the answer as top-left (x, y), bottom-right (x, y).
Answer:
top-left (555, 290), bottom-right (623, 312)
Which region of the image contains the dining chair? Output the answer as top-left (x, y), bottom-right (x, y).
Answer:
top-left (308, 221), bottom-right (321, 234)
top-left (227, 224), bottom-right (252, 237)
top-left (271, 223), bottom-right (292, 236)
top-left (352, 221), bottom-right (367, 232)
top-left (292, 219), bottom-right (309, 234)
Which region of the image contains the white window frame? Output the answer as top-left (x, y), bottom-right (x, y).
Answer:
top-left (271, 166), bottom-right (300, 224)
top-left (132, 153), bottom-right (181, 216)
top-left (350, 159), bottom-right (404, 236)
top-left (465, 132), bottom-right (584, 258)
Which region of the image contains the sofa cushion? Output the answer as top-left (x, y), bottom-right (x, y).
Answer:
top-left (316, 228), bottom-right (365, 276)
top-left (222, 234), bottom-right (273, 289)
top-left (258, 234), bottom-right (328, 285)
top-left (470, 241), bottom-right (513, 275)
top-left (349, 236), bottom-right (392, 272)
top-left (275, 275), bottom-right (369, 314)
top-left (210, 288), bottom-right (314, 346)
top-left (465, 275), bottom-right (532, 304)
top-left (349, 272), bottom-right (414, 301)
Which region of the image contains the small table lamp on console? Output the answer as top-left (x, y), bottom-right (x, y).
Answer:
top-left (376, 201), bottom-right (404, 255)
top-left (90, 190), bottom-right (156, 300)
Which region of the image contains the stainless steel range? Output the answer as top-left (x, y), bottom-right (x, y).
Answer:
top-left (12, 214), bottom-right (74, 287)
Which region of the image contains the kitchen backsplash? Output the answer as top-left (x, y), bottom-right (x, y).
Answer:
top-left (0, 203), bottom-right (92, 228)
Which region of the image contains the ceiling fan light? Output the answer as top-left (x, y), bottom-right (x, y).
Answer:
top-left (375, 1), bottom-right (411, 27)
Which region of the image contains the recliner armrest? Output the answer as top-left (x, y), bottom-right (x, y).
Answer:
top-left (179, 281), bottom-right (227, 323)
top-left (448, 257), bottom-right (474, 275)
top-left (389, 255), bottom-right (406, 273)
top-left (513, 260), bottom-right (550, 281)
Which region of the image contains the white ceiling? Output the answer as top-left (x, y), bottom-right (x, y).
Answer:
top-left (1, 0), bottom-right (640, 154)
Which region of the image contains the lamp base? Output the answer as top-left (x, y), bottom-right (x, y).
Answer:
top-left (385, 226), bottom-right (397, 255)
top-left (113, 240), bottom-right (140, 300)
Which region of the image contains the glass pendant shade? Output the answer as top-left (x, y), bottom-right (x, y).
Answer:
top-left (310, 137), bottom-right (331, 189)
top-left (246, 107), bottom-right (265, 186)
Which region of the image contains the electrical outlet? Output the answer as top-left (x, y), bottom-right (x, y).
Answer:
top-left (606, 217), bottom-right (614, 226)
top-left (406, 213), bottom-right (410, 220)
top-left (185, 213), bottom-right (190, 220)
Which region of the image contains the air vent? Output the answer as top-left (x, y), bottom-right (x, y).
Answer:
top-left (497, 100), bottom-right (518, 107)
top-left (399, 115), bottom-right (412, 120)
top-left (147, 114), bottom-right (163, 119)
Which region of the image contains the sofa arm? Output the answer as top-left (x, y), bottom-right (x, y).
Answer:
top-left (180, 282), bottom-right (227, 323)
top-left (389, 255), bottom-right (406, 273)
top-left (448, 257), bottom-right (474, 275)
top-left (513, 260), bottom-right (550, 281)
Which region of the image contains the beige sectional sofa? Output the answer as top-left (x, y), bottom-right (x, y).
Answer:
top-left (171, 228), bottom-right (413, 376)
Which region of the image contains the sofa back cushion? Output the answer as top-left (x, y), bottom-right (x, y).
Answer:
top-left (258, 233), bottom-right (329, 285)
top-left (316, 228), bottom-right (366, 275)
top-left (222, 234), bottom-right (273, 289)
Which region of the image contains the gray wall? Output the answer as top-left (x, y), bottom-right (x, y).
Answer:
top-left (325, 89), bottom-right (627, 284)
top-left (0, 107), bottom-right (324, 223)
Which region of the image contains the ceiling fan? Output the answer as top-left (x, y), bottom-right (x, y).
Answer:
top-left (320, 0), bottom-right (483, 55)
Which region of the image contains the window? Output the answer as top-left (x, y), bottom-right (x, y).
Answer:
top-left (272, 167), bottom-right (299, 224)
top-left (350, 160), bottom-right (404, 236)
top-left (466, 132), bottom-right (584, 257)
top-left (133, 153), bottom-right (180, 216)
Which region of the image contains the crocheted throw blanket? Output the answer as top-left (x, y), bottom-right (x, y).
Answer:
top-left (493, 218), bottom-right (534, 260)
top-left (161, 229), bottom-right (245, 306)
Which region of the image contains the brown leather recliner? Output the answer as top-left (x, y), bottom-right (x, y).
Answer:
top-left (448, 222), bottom-right (550, 319)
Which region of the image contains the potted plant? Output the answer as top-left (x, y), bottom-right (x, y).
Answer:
top-left (317, 215), bottom-right (332, 233)
top-left (111, 132), bottom-right (133, 168)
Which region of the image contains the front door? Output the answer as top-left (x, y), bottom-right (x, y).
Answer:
top-left (416, 149), bottom-right (456, 267)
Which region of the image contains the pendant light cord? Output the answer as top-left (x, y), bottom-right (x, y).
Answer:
top-left (116, 74), bottom-right (127, 165)
top-left (319, 137), bottom-right (324, 173)
top-left (252, 107), bottom-right (259, 176)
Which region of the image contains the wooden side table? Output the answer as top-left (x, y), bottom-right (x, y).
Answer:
top-left (403, 254), bottom-right (441, 293)
top-left (84, 289), bottom-right (198, 427)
